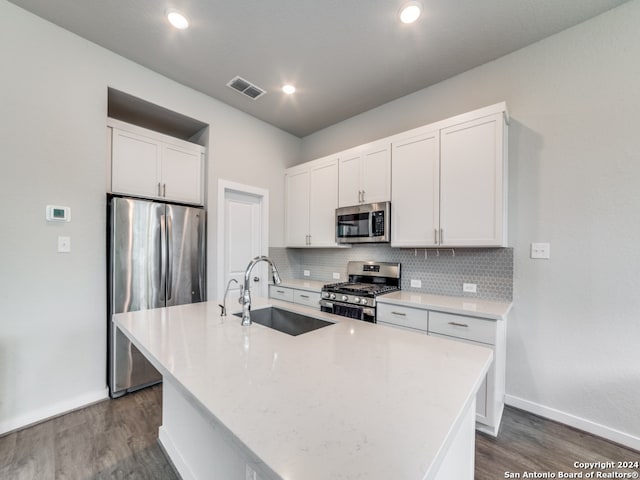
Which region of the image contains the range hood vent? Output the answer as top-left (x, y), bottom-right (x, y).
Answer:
top-left (226, 76), bottom-right (266, 100)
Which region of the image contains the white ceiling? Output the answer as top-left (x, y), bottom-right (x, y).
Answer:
top-left (8, 0), bottom-right (629, 137)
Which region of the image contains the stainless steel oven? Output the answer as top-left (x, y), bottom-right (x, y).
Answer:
top-left (335, 202), bottom-right (390, 244)
top-left (320, 261), bottom-right (400, 323)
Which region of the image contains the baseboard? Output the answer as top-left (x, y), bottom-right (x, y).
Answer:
top-left (505, 394), bottom-right (640, 452)
top-left (158, 426), bottom-right (196, 480)
top-left (0, 387), bottom-right (108, 436)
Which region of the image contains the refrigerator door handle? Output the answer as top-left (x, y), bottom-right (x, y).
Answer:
top-left (166, 212), bottom-right (173, 301)
top-left (160, 213), bottom-right (167, 300)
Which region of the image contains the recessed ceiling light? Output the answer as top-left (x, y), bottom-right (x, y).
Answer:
top-left (166, 9), bottom-right (189, 29)
top-left (282, 84), bottom-right (296, 95)
top-left (399, 1), bottom-right (422, 24)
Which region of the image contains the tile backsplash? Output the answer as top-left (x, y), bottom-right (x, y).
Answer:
top-left (269, 245), bottom-right (513, 302)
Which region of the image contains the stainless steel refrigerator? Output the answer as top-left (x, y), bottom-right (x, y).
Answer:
top-left (107, 195), bottom-right (206, 398)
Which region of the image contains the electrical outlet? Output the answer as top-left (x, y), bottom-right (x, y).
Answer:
top-left (332, 272), bottom-right (340, 280)
top-left (410, 279), bottom-right (422, 288)
top-left (245, 465), bottom-right (257, 480)
top-left (463, 283), bottom-right (477, 293)
top-left (531, 242), bottom-right (551, 259)
top-left (303, 270), bottom-right (310, 277)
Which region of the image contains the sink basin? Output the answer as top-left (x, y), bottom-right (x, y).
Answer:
top-left (233, 307), bottom-right (334, 336)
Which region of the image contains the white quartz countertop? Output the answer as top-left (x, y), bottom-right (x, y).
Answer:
top-left (114, 299), bottom-right (492, 480)
top-left (377, 291), bottom-right (512, 320)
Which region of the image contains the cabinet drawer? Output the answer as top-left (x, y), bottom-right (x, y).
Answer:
top-left (269, 286), bottom-right (294, 302)
top-left (293, 290), bottom-right (321, 308)
top-left (377, 304), bottom-right (428, 332)
top-left (428, 311), bottom-right (495, 345)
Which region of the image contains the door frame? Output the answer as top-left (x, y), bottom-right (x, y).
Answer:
top-left (216, 179), bottom-right (270, 300)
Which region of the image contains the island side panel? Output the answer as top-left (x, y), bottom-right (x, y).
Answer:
top-left (159, 377), bottom-right (278, 480)
top-left (429, 398), bottom-right (476, 480)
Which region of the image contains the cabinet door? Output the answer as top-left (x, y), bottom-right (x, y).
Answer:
top-left (309, 159), bottom-right (339, 246)
top-left (430, 332), bottom-right (492, 422)
top-left (440, 113), bottom-right (506, 246)
top-left (338, 150), bottom-right (361, 207)
top-left (285, 167), bottom-right (310, 246)
top-left (111, 128), bottom-right (161, 199)
top-left (391, 130), bottom-right (439, 247)
top-left (162, 144), bottom-right (203, 205)
top-left (361, 142), bottom-right (391, 204)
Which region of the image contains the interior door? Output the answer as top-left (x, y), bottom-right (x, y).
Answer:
top-left (223, 190), bottom-right (265, 299)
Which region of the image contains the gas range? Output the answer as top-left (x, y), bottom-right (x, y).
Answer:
top-left (320, 261), bottom-right (401, 322)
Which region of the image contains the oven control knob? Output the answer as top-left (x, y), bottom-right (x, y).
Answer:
top-left (329, 293), bottom-right (336, 300)
top-left (360, 298), bottom-right (368, 305)
top-left (354, 297), bottom-right (360, 303)
top-left (341, 295), bottom-right (348, 301)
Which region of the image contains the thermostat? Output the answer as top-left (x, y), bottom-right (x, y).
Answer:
top-left (46, 205), bottom-right (71, 222)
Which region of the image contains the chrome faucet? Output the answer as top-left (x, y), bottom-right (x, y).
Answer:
top-left (239, 256), bottom-right (282, 326)
top-left (219, 278), bottom-right (238, 316)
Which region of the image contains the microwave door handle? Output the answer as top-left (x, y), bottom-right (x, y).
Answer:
top-left (369, 211), bottom-right (374, 237)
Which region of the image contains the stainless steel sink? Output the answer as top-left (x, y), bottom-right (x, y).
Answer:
top-left (233, 307), bottom-right (334, 336)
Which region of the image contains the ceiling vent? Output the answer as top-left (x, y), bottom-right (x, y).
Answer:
top-left (226, 76), bottom-right (266, 100)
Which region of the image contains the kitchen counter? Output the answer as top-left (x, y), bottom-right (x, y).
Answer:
top-left (377, 291), bottom-right (512, 320)
top-left (114, 299), bottom-right (492, 480)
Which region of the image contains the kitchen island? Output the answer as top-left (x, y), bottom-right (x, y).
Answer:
top-left (114, 299), bottom-right (492, 480)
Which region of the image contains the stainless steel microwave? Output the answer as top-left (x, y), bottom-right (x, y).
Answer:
top-left (336, 202), bottom-right (390, 244)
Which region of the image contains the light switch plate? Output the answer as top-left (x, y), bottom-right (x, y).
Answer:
top-left (58, 236), bottom-right (71, 253)
top-left (303, 270), bottom-right (310, 277)
top-left (410, 279), bottom-right (421, 288)
top-left (332, 272), bottom-right (340, 280)
top-left (531, 242), bottom-right (551, 259)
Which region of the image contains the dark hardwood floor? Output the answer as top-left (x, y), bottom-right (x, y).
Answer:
top-left (1, 386), bottom-right (637, 479)
top-left (0, 385), bottom-right (177, 480)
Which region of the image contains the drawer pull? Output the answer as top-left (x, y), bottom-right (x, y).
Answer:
top-left (276, 290), bottom-right (285, 294)
top-left (299, 294), bottom-right (309, 299)
top-left (448, 321), bottom-right (469, 328)
top-left (391, 311), bottom-right (407, 316)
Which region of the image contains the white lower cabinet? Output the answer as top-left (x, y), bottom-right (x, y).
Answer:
top-left (268, 286), bottom-right (294, 302)
top-left (293, 290), bottom-right (321, 308)
top-left (377, 303), bottom-right (428, 332)
top-left (269, 285), bottom-right (321, 308)
top-left (377, 304), bottom-right (506, 436)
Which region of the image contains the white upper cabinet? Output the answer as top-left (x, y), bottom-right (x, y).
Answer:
top-left (285, 156), bottom-right (341, 247)
top-left (110, 120), bottom-right (205, 205)
top-left (338, 140), bottom-right (391, 207)
top-left (439, 112), bottom-right (506, 246)
top-left (391, 128), bottom-right (440, 247)
top-left (391, 103), bottom-right (508, 247)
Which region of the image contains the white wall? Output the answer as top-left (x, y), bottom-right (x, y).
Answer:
top-left (300, 2), bottom-right (640, 448)
top-left (0, 0), bottom-right (299, 433)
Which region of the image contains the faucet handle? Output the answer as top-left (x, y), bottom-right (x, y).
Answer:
top-left (218, 304), bottom-right (226, 316)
